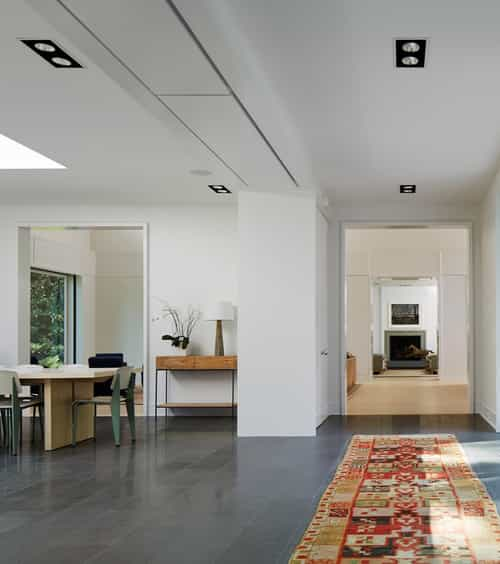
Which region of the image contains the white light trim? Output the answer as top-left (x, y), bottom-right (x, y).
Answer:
top-left (0, 134), bottom-right (65, 169)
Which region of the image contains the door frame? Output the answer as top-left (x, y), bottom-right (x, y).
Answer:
top-left (339, 220), bottom-right (474, 416)
top-left (18, 221), bottom-right (150, 414)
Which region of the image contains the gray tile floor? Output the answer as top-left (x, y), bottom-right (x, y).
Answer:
top-left (0, 415), bottom-right (498, 563)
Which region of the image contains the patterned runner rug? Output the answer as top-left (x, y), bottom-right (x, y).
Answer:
top-left (290, 435), bottom-right (500, 563)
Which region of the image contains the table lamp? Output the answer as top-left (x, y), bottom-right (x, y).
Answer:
top-left (204, 301), bottom-right (234, 356)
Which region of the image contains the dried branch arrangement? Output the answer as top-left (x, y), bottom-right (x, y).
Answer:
top-left (155, 303), bottom-right (201, 349)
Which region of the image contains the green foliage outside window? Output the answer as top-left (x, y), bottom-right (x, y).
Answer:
top-left (31, 271), bottom-right (65, 366)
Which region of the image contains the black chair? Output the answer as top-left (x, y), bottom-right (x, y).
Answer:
top-left (88, 353), bottom-right (127, 396)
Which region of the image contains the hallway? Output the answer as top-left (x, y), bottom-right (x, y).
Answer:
top-left (348, 376), bottom-right (469, 415)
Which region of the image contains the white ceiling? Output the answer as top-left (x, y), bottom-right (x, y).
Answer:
top-left (0, 0), bottom-right (297, 204)
top-left (4, 1), bottom-right (500, 205)
top-left (177, 0), bottom-right (500, 204)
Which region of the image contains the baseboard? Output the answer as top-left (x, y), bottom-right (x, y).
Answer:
top-left (477, 402), bottom-right (497, 430)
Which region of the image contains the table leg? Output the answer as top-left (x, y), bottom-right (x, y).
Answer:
top-left (74, 382), bottom-right (95, 443)
top-left (165, 369), bottom-right (168, 422)
top-left (43, 380), bottom-right (95, 451)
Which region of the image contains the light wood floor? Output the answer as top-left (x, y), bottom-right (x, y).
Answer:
top-left (348, 377), bottom-right (470, 415)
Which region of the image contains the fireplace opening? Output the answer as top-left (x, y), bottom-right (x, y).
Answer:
top-left (390, 335), bottom-right (422, 361)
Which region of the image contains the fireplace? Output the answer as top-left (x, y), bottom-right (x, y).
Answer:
top-left (385, 331), bottom-right (426, 369)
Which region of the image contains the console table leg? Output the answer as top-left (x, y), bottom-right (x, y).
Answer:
top-left (165, 369), bottom-right (168, 422)
top-left (155, 369), bottom-right (158, 421)
top-left (231, 370), bottom-right (235, 419)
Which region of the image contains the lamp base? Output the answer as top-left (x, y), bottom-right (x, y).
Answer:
top-left (214, 320), bottom-right (224, 356)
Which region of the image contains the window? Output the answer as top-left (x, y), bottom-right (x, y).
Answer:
top-left (30, 269), bottom-right (76, 365)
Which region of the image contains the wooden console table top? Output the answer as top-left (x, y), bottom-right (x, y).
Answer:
top-left (156, 355), bottom-right (237, 371)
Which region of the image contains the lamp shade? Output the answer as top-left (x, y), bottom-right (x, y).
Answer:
top-left (204, 301), bottom-right (234, 321)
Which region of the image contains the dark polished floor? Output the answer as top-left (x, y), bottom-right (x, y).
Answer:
top-left (0, 415), bottom-right (498, 564)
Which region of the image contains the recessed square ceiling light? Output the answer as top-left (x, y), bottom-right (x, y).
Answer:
top-left (21, 39), bottom-right (82, 68)
top-left (0, 134), bottom-right (65, 169)
top-left (400, 184), bottom-right (416, 194)
top-left (395, 39), bottom-right (427, 68)
top-left (209, 184), bottom-right (232, 194)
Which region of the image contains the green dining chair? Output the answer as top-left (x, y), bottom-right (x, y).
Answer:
top-left (72, 367), bottom-right (136, 447)
top-left (0, 370), bottom-right (44, 455)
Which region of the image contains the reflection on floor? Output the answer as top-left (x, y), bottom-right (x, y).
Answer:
top-left (348, 374), bottom-right (469, 415)
top-left (0, 415), bottom-right (496, 563)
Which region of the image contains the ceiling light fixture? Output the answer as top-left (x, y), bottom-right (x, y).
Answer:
top-left (395, 39), bottom-right (427, 68)
top-left (401, 41), bottom-right (420, 53)
top-left (401, 56), bottom-right (419, 66)
top-left (51, 57), bottom-right (72, 67)
top-left (209, 184), bottom-right (232, 194)
top-left (0, 133), bottom-right (65, 169)
top-left (400, 184), bottom-right (416, 194)
top-left (34, 42), bottom-right (56, 52)
top-left (21, 39), bottom-right (82, 68)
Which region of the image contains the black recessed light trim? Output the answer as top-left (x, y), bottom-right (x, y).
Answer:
top-left (209, 184), bottom-right (232, 194)
top-left (395, 39), bottom-right (427, 68)
top-left (21, 39), bottom-right (83, 68)
top-left (400, 184), bottom-right (416, 194)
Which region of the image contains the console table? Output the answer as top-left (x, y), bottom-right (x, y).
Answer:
top-left (155, 356), bottom-right (237, 419)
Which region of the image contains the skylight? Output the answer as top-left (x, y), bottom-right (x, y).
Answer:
top-left (0, 134), bottom-right (65, 169)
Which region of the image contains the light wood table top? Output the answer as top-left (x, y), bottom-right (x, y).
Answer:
top-left (17, 367), bottom-right (116, 384)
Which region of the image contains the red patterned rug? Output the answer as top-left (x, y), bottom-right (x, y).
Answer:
top-left (290, 435), bottom-right (500, 563)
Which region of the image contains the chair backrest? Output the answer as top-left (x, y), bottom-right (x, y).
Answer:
top-left (110, 367), bottom-right (133, 391)
top-left (88, 354), bottom-right (126, 368)
top-left (0, 370), bottom-right (22, 397)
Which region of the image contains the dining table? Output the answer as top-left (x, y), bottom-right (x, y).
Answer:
top-left (17, 366), bottom-right (117, 451)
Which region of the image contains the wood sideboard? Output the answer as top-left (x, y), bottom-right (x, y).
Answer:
top-left (346, 356), bottom-right (357, 394)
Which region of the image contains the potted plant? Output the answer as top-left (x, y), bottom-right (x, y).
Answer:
top-left (156, 304), bottom-right (200, 355)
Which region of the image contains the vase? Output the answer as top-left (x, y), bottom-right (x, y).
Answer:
top-left (169, 343), bottom-right (189, 356)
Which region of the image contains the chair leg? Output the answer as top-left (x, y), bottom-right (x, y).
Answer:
top-left (126, 397), bottom-right (136, 443)
top-left (0, 411), bottom-right (5, 446)
top-left (11, 408), bottom-right (20, 456)
top-left (72, 403), bottom-right (79, 447)
top-left (111, 396), bottom-right (121, 447)
top-left (19, 410), bottom-right (23, 448)
top-left (2, 411), bottom-right (9, 448)
top-left (31, 406), bottom-right (36, 442)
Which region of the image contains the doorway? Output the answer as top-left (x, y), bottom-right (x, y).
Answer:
top-left (343, 225), bottom-right (471, 415)
top-left (21, 223), bottom-right (148, 414)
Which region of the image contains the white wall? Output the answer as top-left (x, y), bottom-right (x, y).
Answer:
top-left (440, 275), bottom-right (468, 383)
top-left (477, 183), bottom-right (499, 428)
top-left (316, 210), bottom-right (329, 426)
top-left (346, 275), bottom-right (371, 382)
top-left (92, 230), bottom-right (143, 368)
top-left (238, 191), bottom-right (317, 436)
top-left (0, 204), bottom-right (237, 418)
